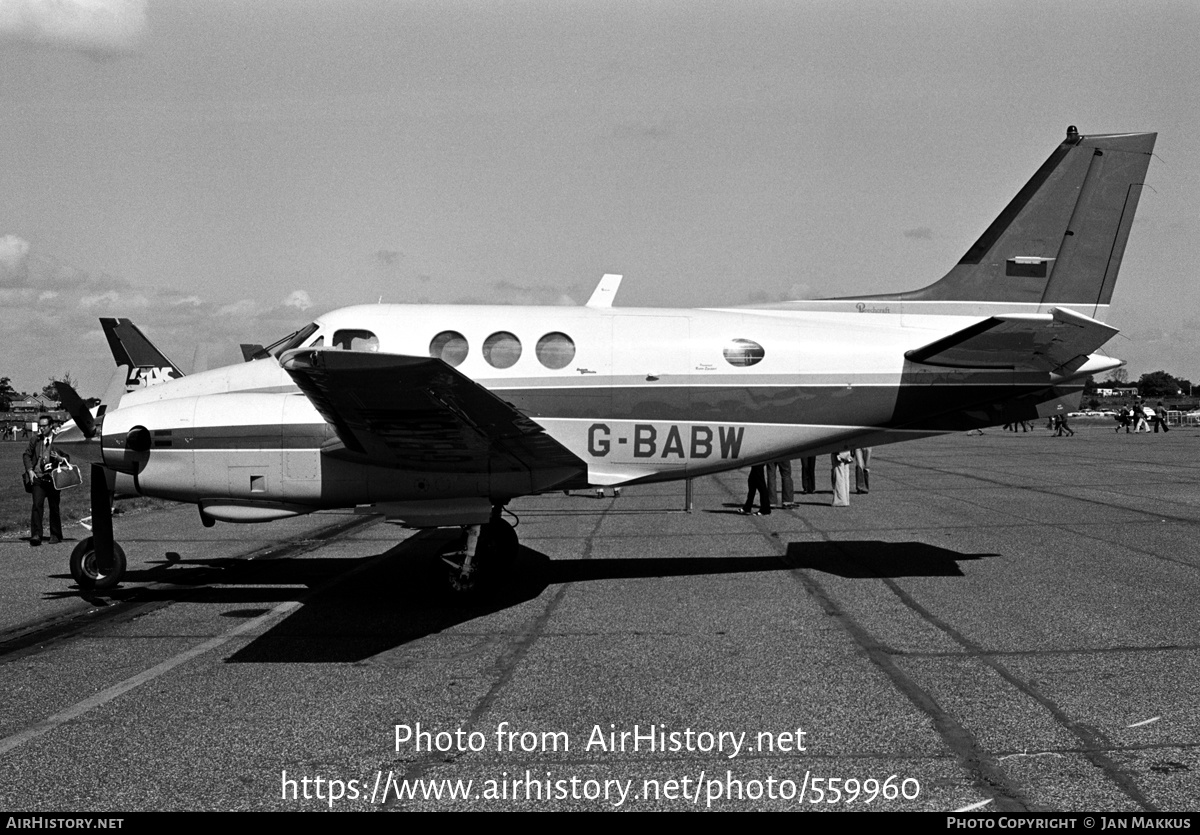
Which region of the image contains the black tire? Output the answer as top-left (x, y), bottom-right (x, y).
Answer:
top-left (69, 537), bottom-right (127, 590)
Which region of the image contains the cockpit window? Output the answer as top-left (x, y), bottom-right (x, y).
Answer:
top-left (332, 329), bottom-right (379, 351)
top-left (266, 323), bottom-right (320, 358)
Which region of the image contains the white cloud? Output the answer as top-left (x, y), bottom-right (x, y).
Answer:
top-left (0, 234), bottom-right (30, 286)
top-left (79, 290), bottom-right (121, 308)
top-left (0, 0), bottom-right (148, 55)
top-left (217, 299), bottom-right (259, 318)
top-left (282, 289), bottom-right (312, 311)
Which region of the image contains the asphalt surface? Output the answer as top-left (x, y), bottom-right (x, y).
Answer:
top-left (0, 423), bottom-right (1197, 812)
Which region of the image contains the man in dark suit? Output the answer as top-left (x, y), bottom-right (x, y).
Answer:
top-left (23, 416), bottom-right (69, 546)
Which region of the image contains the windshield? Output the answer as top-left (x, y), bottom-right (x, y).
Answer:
top-left (263, 323), bottom-right (320, 358)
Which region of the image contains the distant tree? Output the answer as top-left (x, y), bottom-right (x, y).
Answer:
top-left (1138, 370), bottom-right (1182, 398)
top-left (42, 372), bottom-right (77, 403)
top-left (0, 376), bottom-right (15, 411)
top-left (1082, 377), bottom-right (1098, 395)
top-left (1105, 368), bottom-right (1129, 385)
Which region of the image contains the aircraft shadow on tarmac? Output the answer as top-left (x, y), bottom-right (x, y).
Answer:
top-left (783, 540), bottom-right (998, 579)
top-left (46, 534), bottom-right (994, 662)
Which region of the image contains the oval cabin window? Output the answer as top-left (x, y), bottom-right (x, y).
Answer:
top-left (723, 338), bottom-right (765, 367)
top-left (535, 332), bottom-right (575, 369)
top-left (483, 331), bottom-right (522, 369)
top-left (429, 331), bottom-right (469, 367)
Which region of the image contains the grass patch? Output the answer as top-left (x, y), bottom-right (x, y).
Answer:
top-left (0, 441), bottom-right (175, 538)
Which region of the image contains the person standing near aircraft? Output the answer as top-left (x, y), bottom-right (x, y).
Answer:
top-left (740, 464), bottom-right (771, 516)
top-left (831, 451), bottom-right (853, 507)
top-left (799, 456), bottom-right (817, 496)
top-left (23, 417), bottom-right (69, 546)
top-left (1133, 401), bottom-right (1150, 433)
top-left (853, 447), bottom-right (871, 494)
top-left (766, 458), bottom-right (795, 508)
top-left (1154, 401), bottom-right (1170, 433)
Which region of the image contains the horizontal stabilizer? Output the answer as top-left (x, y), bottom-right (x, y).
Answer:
top-left (280, 348), bottom-right (586, 485)
top-left (905, 307), bottom-right (1118, 373)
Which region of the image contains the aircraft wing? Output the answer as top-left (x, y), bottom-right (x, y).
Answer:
top-left (904, 307), bottom-right (1118, 373)
top-left (279, 348), bottom-right (587, 480)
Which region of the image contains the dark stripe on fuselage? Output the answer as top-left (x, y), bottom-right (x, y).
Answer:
top-left (105, 424), bottom-right (332, 452)
top-left (499, 382), bottom-right (1060, 429)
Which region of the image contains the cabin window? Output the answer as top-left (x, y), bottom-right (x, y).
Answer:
top-left (723, 338), bottom-right (765, 367)
top-left (429, 330), bottom-right (469, 367)
top-left (332, 329), bottom-right (379, 351)
top-left (535, 332), bottom-right (575, 369)
top-left (483, 331), bottom-right (522, 369)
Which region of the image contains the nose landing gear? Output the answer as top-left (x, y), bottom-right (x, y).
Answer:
top-left (70, 464), bottom-right (127, 591)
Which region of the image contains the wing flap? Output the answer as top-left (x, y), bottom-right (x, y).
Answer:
top-left (904, 307), bottom-right (1118, 373)
top-left (280, 348), bottom-right (586, 480)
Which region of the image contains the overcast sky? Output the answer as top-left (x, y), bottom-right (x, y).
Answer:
top-left (2, 0), bottom-right (1197, 394)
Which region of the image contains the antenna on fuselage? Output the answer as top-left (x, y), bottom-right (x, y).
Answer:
top-left (586, 274), bottom-right (623, 308)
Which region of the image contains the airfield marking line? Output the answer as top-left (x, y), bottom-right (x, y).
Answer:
top-left (0, 514), bottom-right (379, 662)
top-left (0, 518), bottom-right (393, 758)
top-left (0, 599), bottom-right (301, 757)
top-left (1127, 717), bottom-right (1160, 728)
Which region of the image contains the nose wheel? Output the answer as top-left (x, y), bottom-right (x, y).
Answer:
top-left (71, 464), bottom-right (127, 590)
top-left (70, 538), bottom-right (127, 591)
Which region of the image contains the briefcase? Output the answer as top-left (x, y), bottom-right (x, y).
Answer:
top-left (50, 463), bottom-right (83, 491)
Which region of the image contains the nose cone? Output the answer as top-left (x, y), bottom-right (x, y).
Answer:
top-left (53, 421), bottom-right (104, 467)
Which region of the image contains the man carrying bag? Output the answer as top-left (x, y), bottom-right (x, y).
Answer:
top-left (23, 416), bottom-right (71, 546)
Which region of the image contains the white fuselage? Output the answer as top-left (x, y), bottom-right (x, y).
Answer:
top-left (97, 300), bottom-right (1106, 517)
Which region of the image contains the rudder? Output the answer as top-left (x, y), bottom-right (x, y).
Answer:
top-left (845, 127), bottom-right (1156, 310)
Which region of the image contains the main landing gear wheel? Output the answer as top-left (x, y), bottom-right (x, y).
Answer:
top-left (443, 517), bottom-right (519, 595)
top-left (70, 536), bottom-right (127, 591)
top-left (476, 517), bottom-right (518, 569)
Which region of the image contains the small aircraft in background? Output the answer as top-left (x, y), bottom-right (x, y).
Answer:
top-left (56, 127), bottom-right (1156, 592)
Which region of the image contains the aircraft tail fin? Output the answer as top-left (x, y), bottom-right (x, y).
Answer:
top-left (100, 318), bottom-right (185, 391)
top-left (840, 127), bottom-right (1156, 311)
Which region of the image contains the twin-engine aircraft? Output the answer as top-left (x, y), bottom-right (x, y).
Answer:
top-left (57, 127), bottom-right (1156, 592)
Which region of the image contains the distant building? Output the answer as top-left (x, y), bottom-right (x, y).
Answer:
top-left (8, 394), bottom-right (58, 414)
